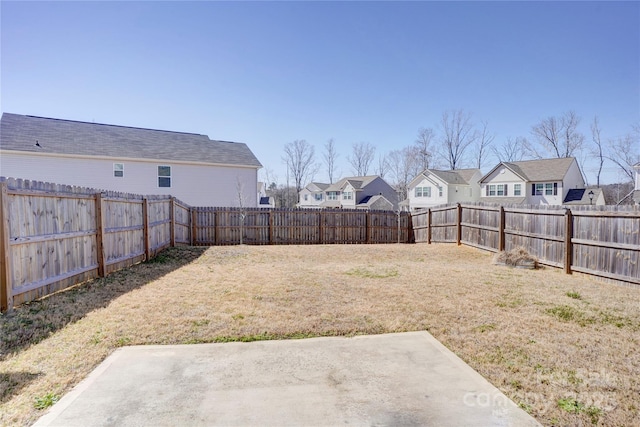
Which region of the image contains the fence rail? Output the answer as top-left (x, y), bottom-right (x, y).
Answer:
top-left (0, 177), bottom-right (411, 311)
top-left (412, 202), bottom-right (640, 285)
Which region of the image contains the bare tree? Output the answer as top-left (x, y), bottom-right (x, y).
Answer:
top-left (386, 146), bottom-right (421, 201)
top-left (439, 109), bottom-right (476, 170)
top-left (529, 110), bottom-right (585, 158)
top-left (590, 116), bottom-right (605, 187)
top-left (348, 142), bottom-right (375, 176)
top-left (282, 139), bottom-right (317, 194)
top-left (414, 127), bottom-right (435, 171)
top-left (323, 138), bottom-right (339, 184)
top-left (607, 124), bottom-right (640, 182)
top-left (492, 137), bottom-right (526, 162)
top-left (474, 120), bottom-right (495, 169)
top-left (235, 176), bottom-right (250, 245)
top-left (375, 153), bottom-right (389, 178)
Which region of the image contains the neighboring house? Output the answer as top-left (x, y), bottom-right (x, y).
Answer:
top-left (634, 163), bottom-right (640, 206)
top-left (257, 182), bottom-right (275, 208)
top-left (0, 113), bottom-right (262, 207)
top-left (299, 176), bottom-right (398, 210)
top-left (298, 182), bottom-right (330, 208)
top-left (479, 157), bottom-right (595, 205)
top-left (401, 168), bottom-right (482, 212)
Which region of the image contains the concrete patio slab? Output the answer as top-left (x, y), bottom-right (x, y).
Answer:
top-left (34, 331), bottom-right (540, 426)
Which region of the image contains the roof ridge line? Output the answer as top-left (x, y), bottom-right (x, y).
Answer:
top-left (24, 114), bottom-right (205, 137)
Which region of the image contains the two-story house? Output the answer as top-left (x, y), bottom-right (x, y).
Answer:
top-left (479, 157), bottom-right (597, 205)
top-left (0, 113), bottom-right (262, 207)
top-left (402, 168), bottom-right (482, 211)
top-left (298, 182), bottom-right (330, 208)
top-left (298, 176), bottom-right (398, 210)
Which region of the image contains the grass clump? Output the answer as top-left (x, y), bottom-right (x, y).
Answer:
top-left (33, 393), bottom-right (59, 410)
top-left (545, 305), bottom-right (595, 326)
top-left (566, 291), bottom-right (582, 300)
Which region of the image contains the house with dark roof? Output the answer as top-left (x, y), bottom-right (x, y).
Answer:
top-left (479, 157), bottom-right (600, 205)
top-left (0, 113), bottom-right (262, 207)
top-left (401, 168), bottom-right (482, 211)
top-left (298, 176), bottom-right (398, 210)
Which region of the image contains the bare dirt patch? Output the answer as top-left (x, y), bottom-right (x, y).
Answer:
top-left (1, 244), bottom-right (638, 426)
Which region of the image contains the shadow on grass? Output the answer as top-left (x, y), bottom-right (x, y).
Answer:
top-left (0, 246), bottom-right (207, 363)
top-left (0, 372), bottom-right (42, 405)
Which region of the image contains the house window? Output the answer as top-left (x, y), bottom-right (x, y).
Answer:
top-left (415, 186), bottom-right (431, 197)
top-left (497, 184), bottom-right (508, 196)
top-left (438, 186), bottom-right (443, 197)
top-left (535, 183), bottom-right (544, 196)
top-left (304, 194), bottom-right (308, 201)
top-left (327, 191), bottom-right (339, 201)
top-left (114, 163), bottom-right (124, 177)
top-left (342, 191), bottom-right (353, 200)
top-left (533, 182), bottom-right (558, 196)
top-left (158, 165), bottom-right (171, 188)
top-left (488, 185), bottom-right (496, 196)
top-left (314, 193), bottom-right (323, 201)
top-left (514, 184), bottom-right (521, 196)
top-left (545, 183), bottom-right (553, 195)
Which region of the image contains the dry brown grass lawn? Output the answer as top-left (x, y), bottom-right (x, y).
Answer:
top-left (1, 244), bottom-right (639, 426)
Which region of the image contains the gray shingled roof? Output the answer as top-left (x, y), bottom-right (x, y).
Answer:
top-left (0, 113), bottom-right (262, 167)
top-left (481, 196), bottom-right (527, 205)
top-left (489, 158), bottom-right (576, 182)
top-left (429, 168), bottom-right (479, 185)
top-left (324, 176), bottom-right (379, 192)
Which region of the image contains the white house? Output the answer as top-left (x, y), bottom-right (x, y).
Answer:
top-left (402, 168), bottom-right (482, 211)
top-left (298, 176), bottom-right (398, 210)
top-left (298, 182), bottom-right (330, 208)
top-left (479, 157), bottom-right (598, 205)
top-left (633, 162), bottom-right (640, 206)
top-left (0, 113), bottom-right (262, 207)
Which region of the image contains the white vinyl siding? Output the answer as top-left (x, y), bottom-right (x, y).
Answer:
top-left (0, 152), bottom-right (258, 207)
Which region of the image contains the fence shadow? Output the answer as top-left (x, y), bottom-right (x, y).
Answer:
top-left (0, 246), bottom-right (207, 362)
top-left (0, 371), bottom-right (41, 405)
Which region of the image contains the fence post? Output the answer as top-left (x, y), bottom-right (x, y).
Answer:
top-left (269, 209), bottom-right (274, 244)
top-left (565, 208), bottom-right (573, 275)
top-left (427, 208), bottom-right (432, 244)
top-left (498, 206), bottom-right (505, 252)
top-left (190, 208), bottom-right (196, 246)
top-left (319, 210), bottom-right (324, 244)
top-left (0, 182), bottom-right (13, 311)
top-left (143, 198), bottom-right (151, 260)
top-left (366, 211), bottom-right (371, 244)
top-left (457, 203), bottom-right (462, 246)
top-left (95, 192), bottom-right (107, 277)
top-left (170, 197), bottom-right (175, 247)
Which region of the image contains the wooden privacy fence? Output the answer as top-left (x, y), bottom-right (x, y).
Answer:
top-left (0, 179), bottom-right (177, 311)
top-left (412, 203), bottom-right (640, 286)
top-left (190, 207), bottom-right (411, 246)
top-left (0, 178), bottom-right (411, 311)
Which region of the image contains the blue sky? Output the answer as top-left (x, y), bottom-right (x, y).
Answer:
top-left (2, 1), bottom-right (638, 185)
